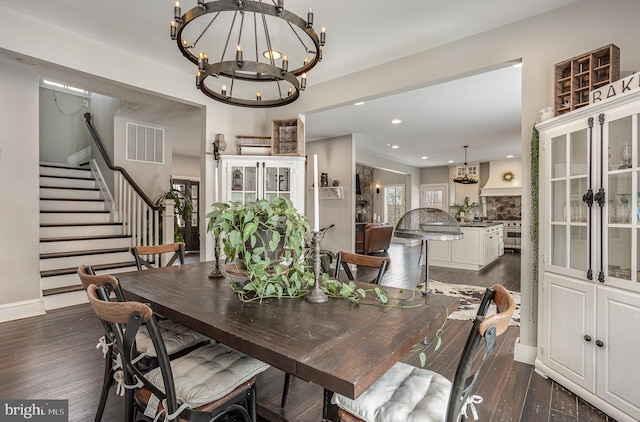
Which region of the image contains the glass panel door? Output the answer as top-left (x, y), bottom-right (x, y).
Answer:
top-left (230, 164), bottom-right (257, 204)
top-left (548, 127), bottom-right (590, 274)
top-left (606, 115), bottom-right (635, 283)
top-left (264, 165), bottom-right (291, 202)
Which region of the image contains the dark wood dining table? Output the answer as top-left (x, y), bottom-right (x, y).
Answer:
top-left (118, 261), bottom-right (458, 420)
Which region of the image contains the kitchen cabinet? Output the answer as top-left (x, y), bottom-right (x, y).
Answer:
top-left (219, 155), bottom-right (305, 212)
top-left (536, 90), bottom-right (640, 422)
top-left (448, 164), bottom-right (480, 206)
top-left (429, 223), bottom-right (501, 271)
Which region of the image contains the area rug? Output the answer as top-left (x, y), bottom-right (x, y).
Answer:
top-left (417, 280), bottom-right (521, 327)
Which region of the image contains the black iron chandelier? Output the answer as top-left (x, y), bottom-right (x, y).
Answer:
top-left (171, 0), bottom-right (325, 108)
top-left (453, 146), bottom-right (478, 185)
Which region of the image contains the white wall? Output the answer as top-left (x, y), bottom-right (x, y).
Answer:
top-left (39, 88), bottom-right (91, 163)
top-left (0, 57), bottom-right (44, 319)
top-left (305, 136), bottom-right (355, 254)
top-left (172, 155), bottom-right (200, 179)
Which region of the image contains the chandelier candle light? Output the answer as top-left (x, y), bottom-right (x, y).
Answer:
top-left (171, 0), bottom-right (326, 108)
top-left (453, 145), bottom-right (478, 185)
top-left (307, 154), bottom-right (328, 303)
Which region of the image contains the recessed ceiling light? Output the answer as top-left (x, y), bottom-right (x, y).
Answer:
top-left (354, 101), bottom-right (365, 106)
top-left (386, 143), bottom-right (391, 147)
top-left (448, 160), bottom-right (454, 164)
top-left (263, 50), bottom-right (282, 60)
top-left (391, 119), bottom-right (402, 124)
top-left (421, 156), bottom-right (428, 160)
top-left (391, 145), bottom-right (399, 149)
top-left (506, 154), bottom-right (514, 158)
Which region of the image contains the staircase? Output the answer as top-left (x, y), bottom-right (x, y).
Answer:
top-left (39, 163), bottom-right (137, 310)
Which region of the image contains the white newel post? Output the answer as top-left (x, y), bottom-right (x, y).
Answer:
top-left (163, 199), bottom-right (175, 267)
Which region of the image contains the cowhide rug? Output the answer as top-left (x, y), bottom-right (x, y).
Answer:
top-left (417, 280), bottom-right (521, 327)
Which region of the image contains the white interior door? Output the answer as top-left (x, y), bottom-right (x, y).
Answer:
top-left (420, 183), bottom-right (448, 210)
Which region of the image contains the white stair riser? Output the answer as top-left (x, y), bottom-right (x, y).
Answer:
top-left (40, 200), bottom-right (106, 212)
top-left (39, 251), bottom-right (132, 271)
top-left (43, 290), bottom-right (88, 311)
top-left (40, 265), bottom-right (138, 291)
top-left (40, 187), bottom-right (101, 200)
top-left (40, 212), bottom-right (111, 224)
top-left (39, 237), bottom-right (131, 254)
top-left (40, 176), bottom-right (97, 189)
top-left (40, 224), bottom-right (123, 238)
top-left (40, 166), bottom-right (92, 179)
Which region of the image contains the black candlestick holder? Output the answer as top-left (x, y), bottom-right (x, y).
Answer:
top-left (208, 235), bottom-right (223, 278)
top-left (305, 231), bottom-right (328, 303)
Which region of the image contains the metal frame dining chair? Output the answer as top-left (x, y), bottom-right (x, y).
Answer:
top-left (77, 265), bottom-right (209, 422)
top-left (129, 242), bottom-right (185, 270)
top-left (334, 251), bottom-right (391, 285)
top-left (86, 283), bottom-right (269, 422)
top-left (331, 283), bottom-right (515, 422)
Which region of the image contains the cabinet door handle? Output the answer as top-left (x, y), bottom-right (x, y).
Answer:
top-left (584, 335), bottom-right (592, 342)
top-left (596, 340), bottom-right (604, 347)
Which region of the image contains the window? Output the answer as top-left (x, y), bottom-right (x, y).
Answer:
top-left (384, 185), bottom-right (405, 226)
top-left (126, 123), bottom-right (164, 164)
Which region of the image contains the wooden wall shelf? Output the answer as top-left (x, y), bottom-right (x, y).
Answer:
top-left (554, 44), bottom-right (620, 116)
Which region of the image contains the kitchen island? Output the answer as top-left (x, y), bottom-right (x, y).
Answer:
top-left (427, 222), bottom-right (504, 271)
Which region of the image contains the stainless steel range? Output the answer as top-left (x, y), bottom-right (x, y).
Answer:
top-left (502, 221), bottom-right (521, 251)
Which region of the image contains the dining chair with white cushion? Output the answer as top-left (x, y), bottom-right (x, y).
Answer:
top-left (331, 283), bottom-right (515, 422)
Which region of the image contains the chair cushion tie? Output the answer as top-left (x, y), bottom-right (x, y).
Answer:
top-left (461, 395), bottom-right (483, 420)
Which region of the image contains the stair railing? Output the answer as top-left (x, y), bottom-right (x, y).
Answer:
top-left (84, 113), bottom-right (174, 252)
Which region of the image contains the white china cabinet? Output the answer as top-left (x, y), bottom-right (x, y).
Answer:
top-left (536, 90), bottom-right (640, 422)
top-left (219, 155), bottom-right (305, 212)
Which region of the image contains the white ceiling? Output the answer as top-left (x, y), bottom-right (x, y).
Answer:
top-left (0, 0), bottom-right (579, 166)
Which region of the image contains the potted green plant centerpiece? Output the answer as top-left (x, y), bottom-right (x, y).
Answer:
top-left (206, 197), bottom-right (315, 301)
top-left (454, 196), bottom-right (479, 221)
top-left (207, 197), bottom-right (395, 305)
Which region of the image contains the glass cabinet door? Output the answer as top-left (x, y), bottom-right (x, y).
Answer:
top-left (230, 164), bottom-right (257, 204)
top-left (605, 114), bottom-right (635, 283)
top-left (548, 126), bottom-right (590, 274)
top-left (264, 165), bottom-right (291, 202)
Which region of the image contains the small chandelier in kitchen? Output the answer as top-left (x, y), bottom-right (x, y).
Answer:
top-left (171, 0), bottom-right (326, 108)
top-left (453, 146), bottom-right (478, 185)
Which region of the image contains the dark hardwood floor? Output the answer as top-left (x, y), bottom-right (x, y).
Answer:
top-left (0, 244), bottom-right (616, 421)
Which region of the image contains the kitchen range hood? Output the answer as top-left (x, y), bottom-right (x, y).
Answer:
top-left (480, 159), bottom-right (522, 197)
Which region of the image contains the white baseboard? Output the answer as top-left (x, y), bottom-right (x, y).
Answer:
top-left (513, 337), bottom-right (537, 364)
top-left (0, 298), bottom-right (46, 323)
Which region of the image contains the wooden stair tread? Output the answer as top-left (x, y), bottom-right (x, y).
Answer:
top-left (40, 210), bottom-right (109, 214)
top-left (40, 222), bottom-right (123, 227)
top-left (40, 261), bottom-right (137, 278)
top-left (42, 285), bottom-right (85, 296)
top-left (39, 197), bottom-right (105, 202)
top-left (40, 234), bottom-right (131, 243)
top-left (39, 174), bottom-right (95, 181)
top-left (40, 163), bottom-right (88, 171)
top-left (40, 185), bottom-right (99, 191)
top-left (40, 247), bottom-right (130, 259)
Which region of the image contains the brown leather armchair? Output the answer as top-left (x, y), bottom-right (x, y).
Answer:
top-left (363, 223), bottom-right (394, 255)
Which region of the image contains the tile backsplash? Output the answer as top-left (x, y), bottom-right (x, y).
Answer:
top-left (484, 196), bottom-right (521, 221)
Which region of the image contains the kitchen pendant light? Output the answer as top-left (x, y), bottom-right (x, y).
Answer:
top-left (453, 146), bottom-right (478, 184)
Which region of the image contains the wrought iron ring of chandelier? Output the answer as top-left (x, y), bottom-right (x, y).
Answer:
top-left (171, 0), bottom-right (326, 108)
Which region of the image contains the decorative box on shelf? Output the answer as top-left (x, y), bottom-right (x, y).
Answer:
top-left (554, 44), bottom-right (620, 116)
top-left (272, 117), bottom-right (304, 156)
top-left (308, 186), bottom-right (344, 200)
